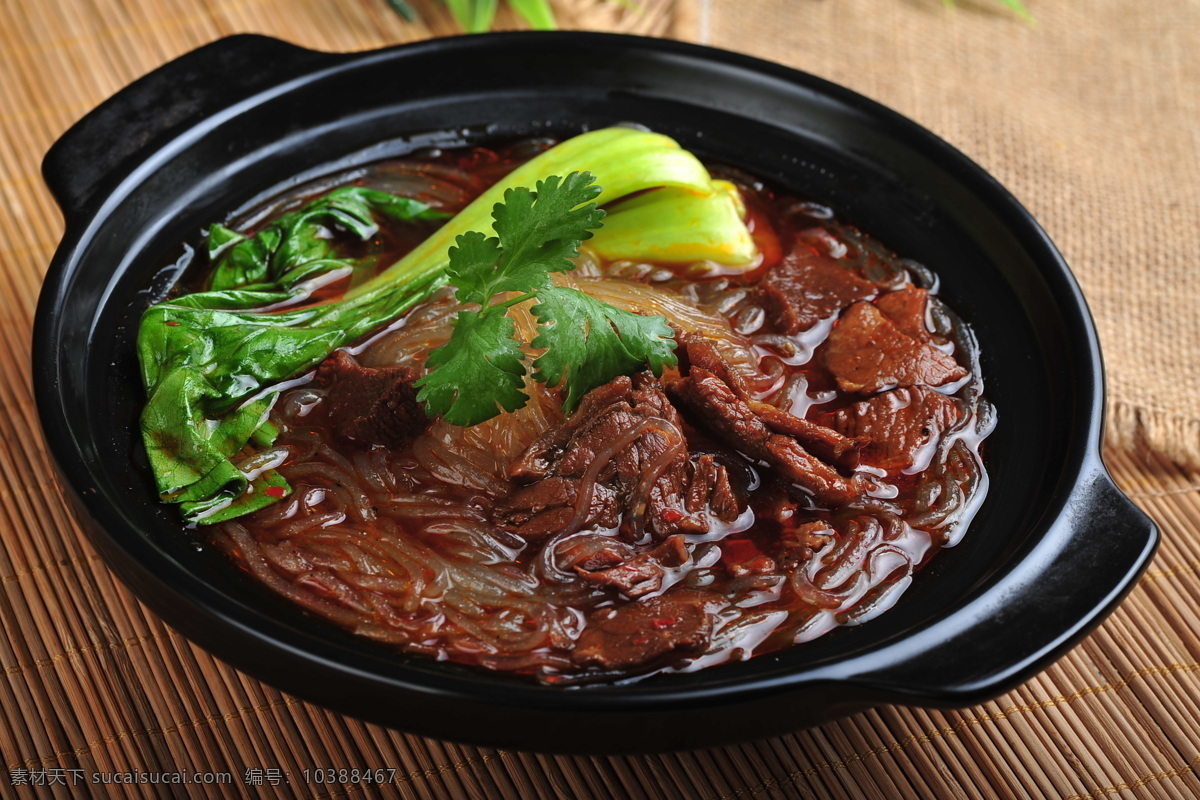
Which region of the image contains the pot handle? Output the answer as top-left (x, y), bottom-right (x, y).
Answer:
top-left (42, 34), bottom-right (330, 221)
top-left (851, 464), bottom-right (1157, 706)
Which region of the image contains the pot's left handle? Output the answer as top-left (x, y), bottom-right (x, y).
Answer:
top-left (42, 35), bottom-right (331, 222)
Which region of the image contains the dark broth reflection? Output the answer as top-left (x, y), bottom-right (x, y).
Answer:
top-left (192, 140), bottom-right (993, 685)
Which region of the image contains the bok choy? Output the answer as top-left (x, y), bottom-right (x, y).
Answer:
top-left (137, 128), bottom-right (758, 524)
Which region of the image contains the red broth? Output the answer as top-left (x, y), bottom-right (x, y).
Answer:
top-left (201, 140), bottom-right (993, 684)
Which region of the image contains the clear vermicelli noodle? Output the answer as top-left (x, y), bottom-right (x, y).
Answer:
top-left (179, 138), bottom-right (995, 684)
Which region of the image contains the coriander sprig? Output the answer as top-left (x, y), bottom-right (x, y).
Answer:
top-left (414, 172), bottom-right (678, 426)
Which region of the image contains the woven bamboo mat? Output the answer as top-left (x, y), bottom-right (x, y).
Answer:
top-left (3, 0), bottom-right (1200, 797)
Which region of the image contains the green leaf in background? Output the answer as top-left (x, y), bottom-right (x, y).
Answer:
top-left (404, 0), bottom-right (1034, 34)
top-left (995, 0), bottom-right (1034, 23)
top-left (383, 0), bottom-right (419, 21)
top-left (469, 0), bottom-right (500, 31)
top-left (444, 0), bottom-right (498, 33)
top-left (941, 0), bottom-right (1034, 24)
top-left (388, 0), bottom-right (626, 31)
top-left (507, 0), bottom-right (557, 29)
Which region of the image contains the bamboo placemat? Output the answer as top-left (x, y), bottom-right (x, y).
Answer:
top-left (3, 1), bottom-right (1200, 797)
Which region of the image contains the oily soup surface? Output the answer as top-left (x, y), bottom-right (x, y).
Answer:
top-left (178, 140), bottom-right (993, 684)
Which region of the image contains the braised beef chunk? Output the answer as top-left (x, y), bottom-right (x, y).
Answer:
top-left (560, 538), bottom-right (630, 572)
top-left (573, 591), bottom-right (717, 671)
top-left (686, 455), bottom-right (741, 522)
top-left (677, 334), bottom-right (862, 471)
top-left (494, 374), bottom-right (740, 542)
top-left (574, 536), bottom-right (691, 599)
top-left (489, 478), bottom-right (605, 542)
top-left (754, 245), bottom-right (878, 334)
top-left (507, 378), bottom-right (636, 482)
top-left (875, 286), bottom-right (932, 343)
top-left (720, 538), bottom-right (777, 578)
top-left (828, 386), bottom-right (962, 472)
top-left (778, 521), bottom-right (835, 571)
top-left (577, 553), bottom-right (665, 598)
top-left (316, 350), bottom-right (430, 448)
top-left (650, 535), bottom-right (691, 568)
top-left (669, 368), bottom-right (864, 506)
top-left (676, 333), bottom-right (753, 395)
top-left (823, 302), bottom-right (968, 393)
top-left (751, 406), bottom-right (862, 471)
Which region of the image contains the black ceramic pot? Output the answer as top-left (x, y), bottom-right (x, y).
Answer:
top-left (33, 33), bottom-right (1157, 754)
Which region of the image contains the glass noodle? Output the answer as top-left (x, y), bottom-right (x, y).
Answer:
top-left (203, 141), bottom-right (992, 684)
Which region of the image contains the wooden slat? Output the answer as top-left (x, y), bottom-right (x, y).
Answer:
top-left (3, 1), bottom-right (1200, 798)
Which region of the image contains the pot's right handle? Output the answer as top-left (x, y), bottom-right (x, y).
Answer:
top-left (851, 464), bottom-right (1158, 706)
top-left (42, 34), bottom-right (331, 222)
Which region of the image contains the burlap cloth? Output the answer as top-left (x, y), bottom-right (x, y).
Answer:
top-left (4, 0), bottom-right (1200, 798)
top-left (700, 0), bottom-right (1200, 468)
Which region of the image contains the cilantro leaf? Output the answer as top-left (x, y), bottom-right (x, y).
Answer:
top-left (445, 231), bottom-right (505, 306)
top-left (414, 309), bottom-right (529, 426)
top-left (419, 171), bottom-right (680, 426)
top-left (449, 172), bottom-right (605, 306)
top-left (531, 286), bottom-right (678, 412)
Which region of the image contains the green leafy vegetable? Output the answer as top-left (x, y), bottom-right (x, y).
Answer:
top-left (589, 179), bottom-right (756, 266)
top-left (357, 128), bottom-right (722, 297)
top-left (207, 186), bottom-right (446, 299)
top-left (138, 128), bottom-right (756, 524)
top-left (415, 171), bottom-right (678, 425)
top-left (531, 286), bottom-right (677, 411)
top-left (416, 310), bottom-right (531, 426)
top-left (138, 187), bottom-right (450, 524)
top-left (139, 270), bottom-right (447, 523)
top-left (180, 470), bottom-right (290, 525)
